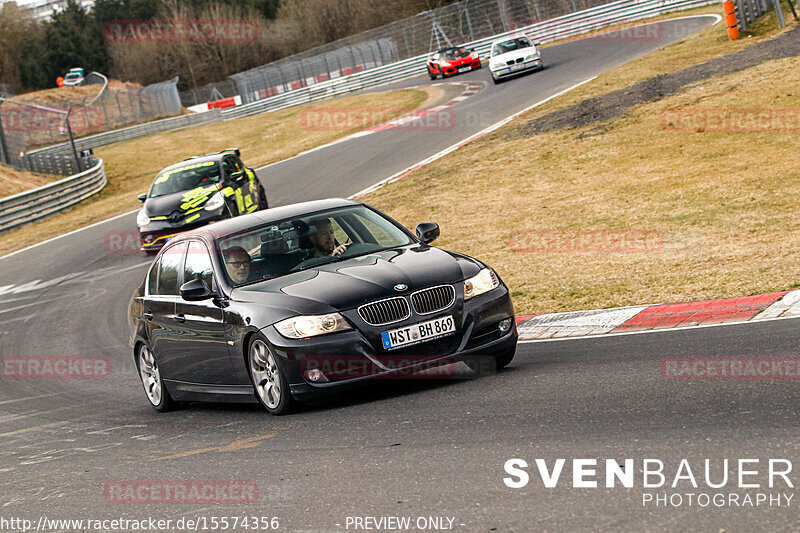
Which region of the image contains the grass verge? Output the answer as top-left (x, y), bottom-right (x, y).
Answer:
top-left (0, 86), bottom-right (432, 256)
top-left (0, 166), bottom-right (61, 197)
top-left (364, 9), bottom-right (800, 314)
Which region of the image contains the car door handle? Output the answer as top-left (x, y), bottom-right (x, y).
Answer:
top-left (143, 312), bottom-right (153, 321)
top-left (175, 314), bottom-right (186, 323)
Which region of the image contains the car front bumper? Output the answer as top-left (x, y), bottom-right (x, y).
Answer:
top-left (261, 285), bottom-right (517, 402)
top-left (491, 58), bottom-right (542, 79)
top-left (138, 208), bottom-right (227, 252)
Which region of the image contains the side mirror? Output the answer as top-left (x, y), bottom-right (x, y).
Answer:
top-left (138, 194), bottom-right (147, 203)
top-left (415, 222), bottom-right (440, 245)
top-left (180, 278), bottom-right (214, 301)
top-left (534, 42), bottom-right (542, 47)
top-left (231, 171), bottom-right (245, 184)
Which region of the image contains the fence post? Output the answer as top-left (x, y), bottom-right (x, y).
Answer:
top-left (496, 0), bottom-right (509, 32)
top-left (772, 0), bottom-right (786, 27)
top-left (65, 107), bottom-right (82, 172)
top-left (0, 99), bottom-right (9, 164)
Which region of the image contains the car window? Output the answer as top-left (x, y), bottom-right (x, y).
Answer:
top-left (492, 38), bottom-right (532, 55)
top-left (147, 258), bottom-right (160, 296)
top-left (184, 241), bottom-right (215, 290)
top-left (442, 48), bottom-right (468, 59)
top-left (150, 161), bottom-right (221, 197)
top-left (156, 242), bottom-right (187, 295)
top-left (217, 205), bottom-right (414, 285)
top-left (223, 157), bottom-right (242, 178)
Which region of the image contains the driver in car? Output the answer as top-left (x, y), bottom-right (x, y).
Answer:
top-left (309, 218), bottom-right (350, 257)
top-left (223, 246), bottom-right (252, 284)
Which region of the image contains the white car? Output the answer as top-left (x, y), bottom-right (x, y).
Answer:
top-left (62, 69), bottom-right (84, 87)
top-left (488, 36), bottom-right (542, 84)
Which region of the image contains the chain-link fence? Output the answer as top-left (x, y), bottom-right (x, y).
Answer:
top-left (230, 0), bottom-right (612, 104)
top-left (179, 79), bottom-right (239, 108)
top-left (0, 77), bottom-right (181, 175)
top-left (0, 77), bottom-right (181, 153)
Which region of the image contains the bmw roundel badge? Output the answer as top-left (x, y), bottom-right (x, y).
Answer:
top-left (394, 284), bottom-right (408, 291)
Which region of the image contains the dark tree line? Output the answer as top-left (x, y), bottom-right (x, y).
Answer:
top-left (0, 0), bottom-right (456, 93)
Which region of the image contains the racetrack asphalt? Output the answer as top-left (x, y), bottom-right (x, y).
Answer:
top-left (5, 16), bottom-right (796, 532)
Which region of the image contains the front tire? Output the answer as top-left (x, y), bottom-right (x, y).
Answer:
top-left (248, 335), bottom-right (294, 415)
top-left (137, 343), bottom-right (175, 412)
top-left (428, 67), bottom-right (437, 80)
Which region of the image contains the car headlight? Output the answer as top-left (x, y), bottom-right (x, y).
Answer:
top-left (464, 268), bottom-right (499, 300)
top-left (204, 191), bottom-right (225, 211)
top-left (441, 60), bottom-right (452, 67)
top-left (275, 313), bottom-right (352, 339)
top-left (525, 54), bottom-right (539, 61)
top-left (136, 210), bottom-right (150, 226)
top-left (489, 61), bottom-right (502, 70)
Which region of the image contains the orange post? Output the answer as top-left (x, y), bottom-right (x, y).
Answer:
top-left (723, 0), bottom-right (740, 39)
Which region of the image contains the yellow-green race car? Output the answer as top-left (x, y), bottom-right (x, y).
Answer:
top-left (136, 149), bottom-right (268, 253)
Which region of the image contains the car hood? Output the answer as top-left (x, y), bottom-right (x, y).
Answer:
top-left (144, 185), bottom-right (219, 217)
top-left (491, 47), bottom-right (538, 64)
top-left (232, 245), bottom-right (483, 315)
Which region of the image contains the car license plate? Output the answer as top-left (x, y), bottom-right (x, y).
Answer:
top-left (381, 315), bottom-right (456, 350)
top-left (509, 63), bottom-right (524, 72)
top-left (458, 67), bottom-right (470, 73)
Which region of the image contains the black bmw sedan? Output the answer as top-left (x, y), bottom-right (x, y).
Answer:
top-left (129, 198), bottom-right (517, 415)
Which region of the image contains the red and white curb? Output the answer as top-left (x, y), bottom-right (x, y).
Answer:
top-left (515, 290), bottom-right (800, 341)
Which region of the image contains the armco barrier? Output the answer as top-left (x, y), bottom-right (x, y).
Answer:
top-left (27, 109), bottom-right (223, 157)
top-left (0, 159), bottom-right (106, 234)
top-left (221, 0), bottom-right (716, 120)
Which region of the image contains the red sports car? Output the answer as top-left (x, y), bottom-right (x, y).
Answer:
top-left (427, 47), bottom-right (482, 80)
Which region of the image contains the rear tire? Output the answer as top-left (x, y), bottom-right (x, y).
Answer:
top-left (137, 343), bottom-right (175, 412)
top-left (248, 335), bottom-right (295, 415)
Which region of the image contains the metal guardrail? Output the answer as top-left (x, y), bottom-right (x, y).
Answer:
top-left (0, 159), bottom-right (106, 234)
top-left (27, 109), bottom-right (223, 157)
top-left (221, 0), bottom-right (716, 120)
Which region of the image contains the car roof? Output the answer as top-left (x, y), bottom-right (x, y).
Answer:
top-left (175, 198), bottom-right (363, 244)
top-left (491, 35), bottom-right (532, 45)
top-left (157, 154), bottom-right (226, 175)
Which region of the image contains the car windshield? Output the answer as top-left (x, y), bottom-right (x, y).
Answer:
top-left (65, 74), bottom-right (81, 80)
top-left (441, 47), bottom-right (469, 59)
top-left (149, 161), bottom-right (221, 197)
top-left (217, 205), bottom-right (415, 286)
top-left (492, 37), bottom-right (533, 56)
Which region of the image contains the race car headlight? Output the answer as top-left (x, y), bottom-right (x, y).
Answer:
top-left (441, 60), bottom-right (452, 67)
top-left (525, 54), bottom-right (539, 61)
top-left (464, 268), bottom-right (499, 300)
top-left (275, 313), bottom-right (352, 339)
top-left (136, 210), bottom-right (150, 226)
top-left (204, 191), bottom-right (225, 211)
